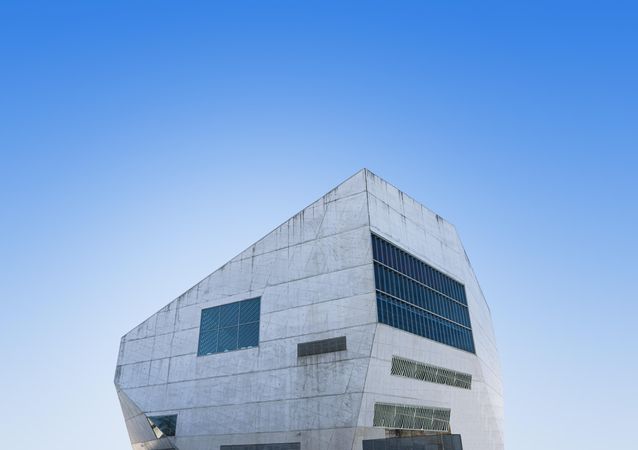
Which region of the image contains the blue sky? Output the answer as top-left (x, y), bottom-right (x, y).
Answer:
top-left (1, 1), bottom-right (636, 449)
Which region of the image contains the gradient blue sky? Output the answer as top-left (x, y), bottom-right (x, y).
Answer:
top-left (1, 1), bottom-right (637, 449)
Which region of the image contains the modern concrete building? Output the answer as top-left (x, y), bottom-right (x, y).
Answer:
top-left (115, 169), bottom-right (504, 450)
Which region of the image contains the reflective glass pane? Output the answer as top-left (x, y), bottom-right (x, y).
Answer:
top-left (147, 414), bottom-right (177, 437)
top-left (198, 328), bottom-right (218, 355)
top-left (218, 327), bottom-right (238, 352)
top-left (238, 322), bottom-right (260, 348)
top-left (219, 302), bottom-right (240, 328)
top-left (239, 298), bottom-right (260, 324)
top-left (372, 234), bottom-right (474, 353)
top-left (200, 307), bottom-right (219, 331)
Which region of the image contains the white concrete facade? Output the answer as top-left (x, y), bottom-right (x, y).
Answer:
top-left (115, 169), bottom-right (504, 450)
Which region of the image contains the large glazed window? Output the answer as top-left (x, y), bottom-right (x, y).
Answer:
top-left (197, 297), bottom-right (260, 356)
top-left (372, 234), bottom-right (475, 353)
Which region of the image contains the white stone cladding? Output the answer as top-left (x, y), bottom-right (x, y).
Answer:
top-left (115, 169), bottom-right (504, 450)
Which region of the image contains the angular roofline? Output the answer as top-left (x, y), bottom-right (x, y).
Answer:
top-left (363, 167), bottom-right (454, 227)
top-left (120, 168), bottom-right (370, 339)
top-left (120, 168), bottom-right (469, 339)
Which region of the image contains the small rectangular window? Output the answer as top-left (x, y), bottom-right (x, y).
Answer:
top-left (363, 434), bottom-right (463, 450)
top-left (297, 336), bottom-right (347, 357)
top-left (221, 444), bottom-right (300, 450)
top-left (147, 414), bottom-right (177, 438)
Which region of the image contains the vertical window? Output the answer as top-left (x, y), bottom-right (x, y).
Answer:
top-left (197, 297), bottom-right (260, 356)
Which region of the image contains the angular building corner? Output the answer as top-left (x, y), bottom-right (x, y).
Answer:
top-left (114, 169), bottom-right (504, 450)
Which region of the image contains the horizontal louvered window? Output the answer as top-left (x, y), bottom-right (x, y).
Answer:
top-left (391, 356), bottom-right (472, 389)
top-left (297, 336), bottom-right (347, 357)
top-left (373, 402), bottom-right (451, 432)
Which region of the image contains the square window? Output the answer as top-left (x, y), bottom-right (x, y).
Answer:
top-left (197, 297), bottom-right (260, 356)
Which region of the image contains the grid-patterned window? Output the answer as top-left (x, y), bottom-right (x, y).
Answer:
top-left (373, 402), bottom-right (451, 432)
top-left (391, 356), bottom-right (472, 389)
top-left (372, 234), bottom-right (475, 353)
top-left (197, 298), bottom-right (260, 356)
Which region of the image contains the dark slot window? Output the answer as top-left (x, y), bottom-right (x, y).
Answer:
top-left (363, 434), bottom-right (463, 450)
top-left (147, 414), bottom-right (177, 438)
top-left (372, 234), bottom-right (475, 353)
top-left (198, 297), bottom-right (260, 356)
top-left (297, 336), bottom-right (347, 357)
top-left (220, 444), bottom-right (301, 450)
